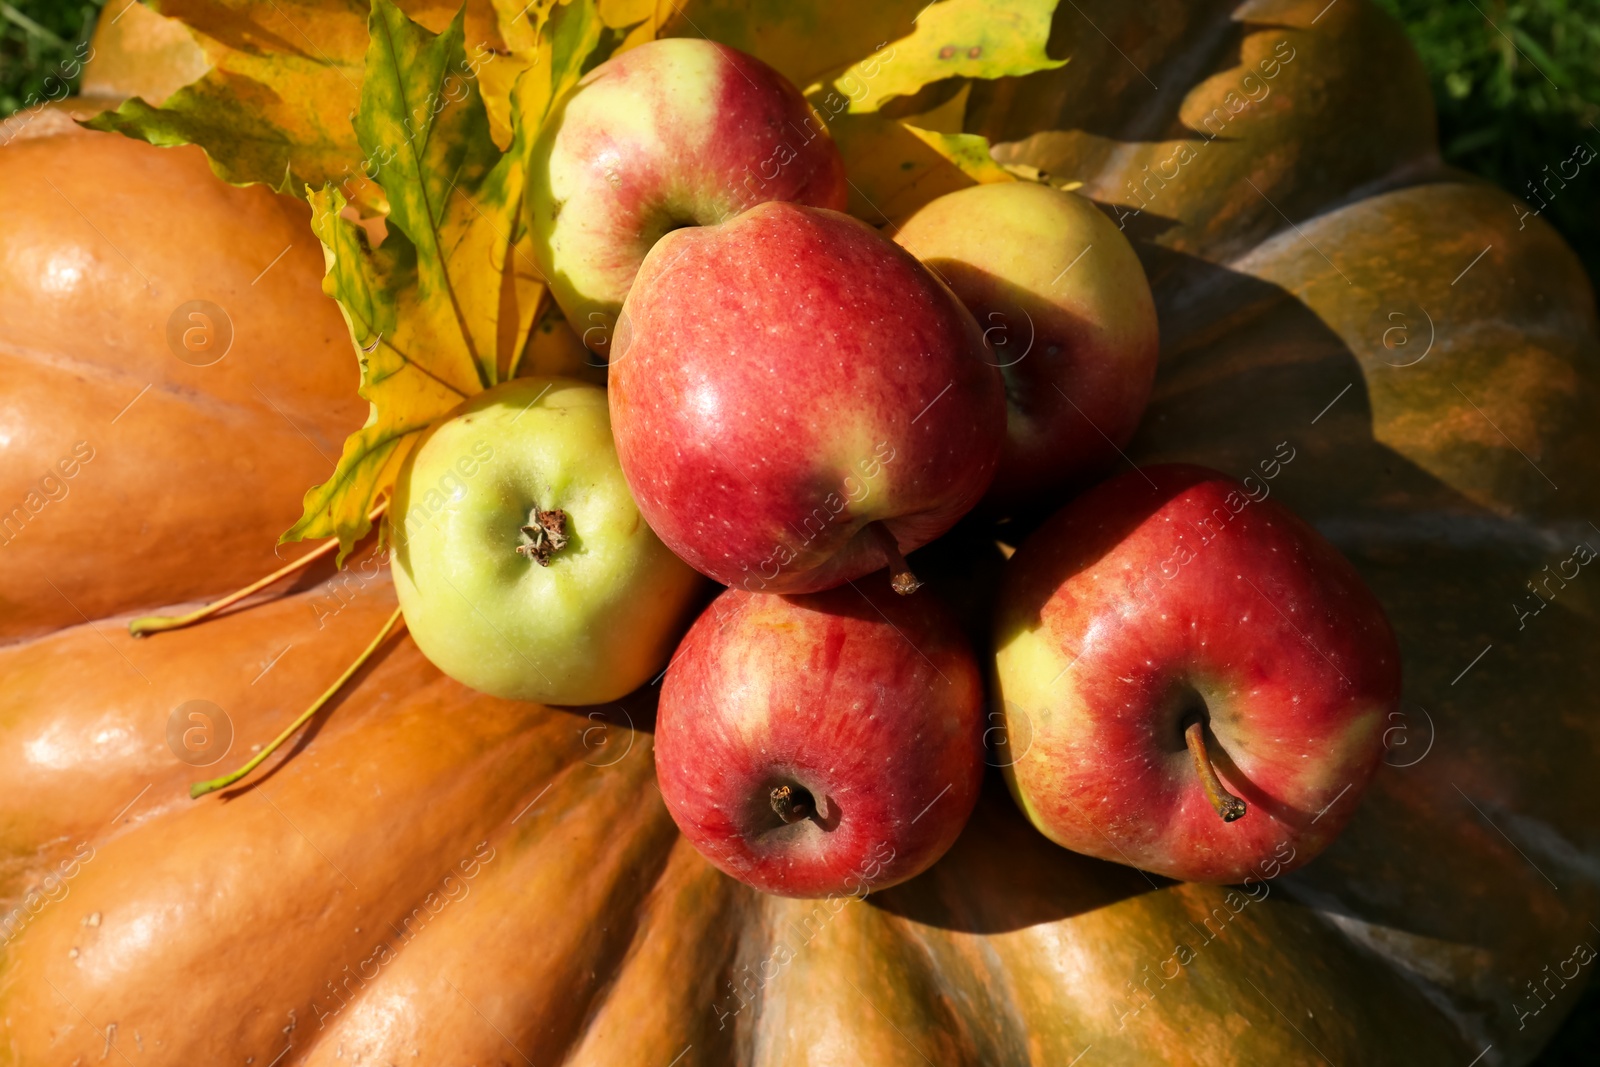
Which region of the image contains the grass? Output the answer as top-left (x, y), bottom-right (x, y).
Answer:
top-left (0, 0), bottom-right (1595, 1059)
top-left (0, 0), bottom-right (102, 117)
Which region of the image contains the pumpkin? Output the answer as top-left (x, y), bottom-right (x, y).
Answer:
top-left (0, 122), bottom-right (365, 644)
top-left (3, 0), bottom-right (1597, 1063)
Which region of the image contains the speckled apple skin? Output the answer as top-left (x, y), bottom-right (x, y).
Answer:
top-left (528, 37), bottom-right (848, 353)
top-left (994, 464), bottom-right (1400, 883)
top-left (655, 576), bottom-right (986, 898)
top-left (609, 201), bottom-right (1006, 594)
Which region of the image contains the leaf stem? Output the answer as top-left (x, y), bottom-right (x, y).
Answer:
top-left (190, 605), bottom-right (405, 799)
top-left (1184, 720), bottom-right (1247, 822)
top-left (129, 503), bottom-right (386, 637)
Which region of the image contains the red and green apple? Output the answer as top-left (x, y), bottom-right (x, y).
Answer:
top-left (527, 37), bottom-right (848, 357)
top-left (608, 200), bottom-right (1005, 595)
top-left (655, 576), bottom-right (986, 897)
top-left (992, 463), bottom-right (1399, 883)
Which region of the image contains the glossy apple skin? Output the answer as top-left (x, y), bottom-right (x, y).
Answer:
top-left (610, 201), bottom-right (1006, 594)
top-left (993, 464), bottom-right (1399, 883)
top-left (391, 378), bottom-right (703, 705)
top-left (656, 577), bottom-right (986, 898)
top-left (528, 37), bottom-right (848, 356)
top-left (894, 183), bottom-right (1158, 511)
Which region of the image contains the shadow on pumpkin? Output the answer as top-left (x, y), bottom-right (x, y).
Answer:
top-left (553, 681), bottom-right (663, 756)
top-left (969, 0), bottom-right (1258, 147)
top-left (871, 772), bottom-right (1171, 935)
top-left (875, 244), bottom-right (1572, 950)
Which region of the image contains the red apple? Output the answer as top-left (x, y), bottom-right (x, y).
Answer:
top-left (893, 183), bottom-right (1158, 511)
top-left (609, 200), bottom-right (1005, 595)
top-left (655, 576), bottom-right (985, 897)
top-left (992, 463), bottom-right (1399, 883)
top-left (527, 37), bottom-right (848, 356)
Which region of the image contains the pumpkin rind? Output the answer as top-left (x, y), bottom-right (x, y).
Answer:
top-left (0, 129), bottom-right (364, 643)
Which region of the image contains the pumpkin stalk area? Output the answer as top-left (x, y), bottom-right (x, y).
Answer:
top-left (869, 521), bottom-right (922, 595)
top-left (128, 502), bottom-right (387, 637)
top-left (1184, 720), bottom-right (1246, 822)
top-left (189, 606), bottom-right (406, 798)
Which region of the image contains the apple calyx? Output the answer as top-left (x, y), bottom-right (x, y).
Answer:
top-left (868, 522), bottom-right (922, 596)
top-left (516, 509), bottom-right (570, 566)
top-left (1184, 720), bottom-right (1247, 822)
top-left (769, 783), bottom-right (815, 824)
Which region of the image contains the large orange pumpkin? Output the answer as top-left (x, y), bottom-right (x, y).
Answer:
top-left (2, 1), bottom-right (1597, 1064)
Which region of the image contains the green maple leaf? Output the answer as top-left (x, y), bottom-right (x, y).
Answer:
top-left (283, 0), bottom-right (569, 559)
top-left (282, 0), bottom-right (627, 560)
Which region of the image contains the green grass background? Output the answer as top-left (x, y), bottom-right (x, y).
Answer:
top-left (2, 0), bottom-right (1595, 1059)
top-left (0, 1), bottom-right (101, 116)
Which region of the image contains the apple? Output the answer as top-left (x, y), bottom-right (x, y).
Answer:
top-left (655, 576), bottom-right (986, 897)
top-left (528, 37), bottom-right (849, 357)
top-left (391, 378), bottom-right (703, 705)
top-left (893, 182), bottom-right (1158, 511)
top-left (992, 463), bottom-right (1399, 883)
top-left (609, 200), bottom-right (1006, 595)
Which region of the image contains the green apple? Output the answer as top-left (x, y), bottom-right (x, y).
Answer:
top-left (391, 378), bottom-right (703, 705)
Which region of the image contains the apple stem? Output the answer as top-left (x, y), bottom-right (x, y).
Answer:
top-left (129, 502), bottom-right (387, 637)
top-left (1184, 721), bottom-right (1247, 823)
top-left (868, 521), bottom-right (921, 595)
top-left (189, 606), bottom-right (406, 799)
top-left (770, 784), bottom-right (813, 824)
